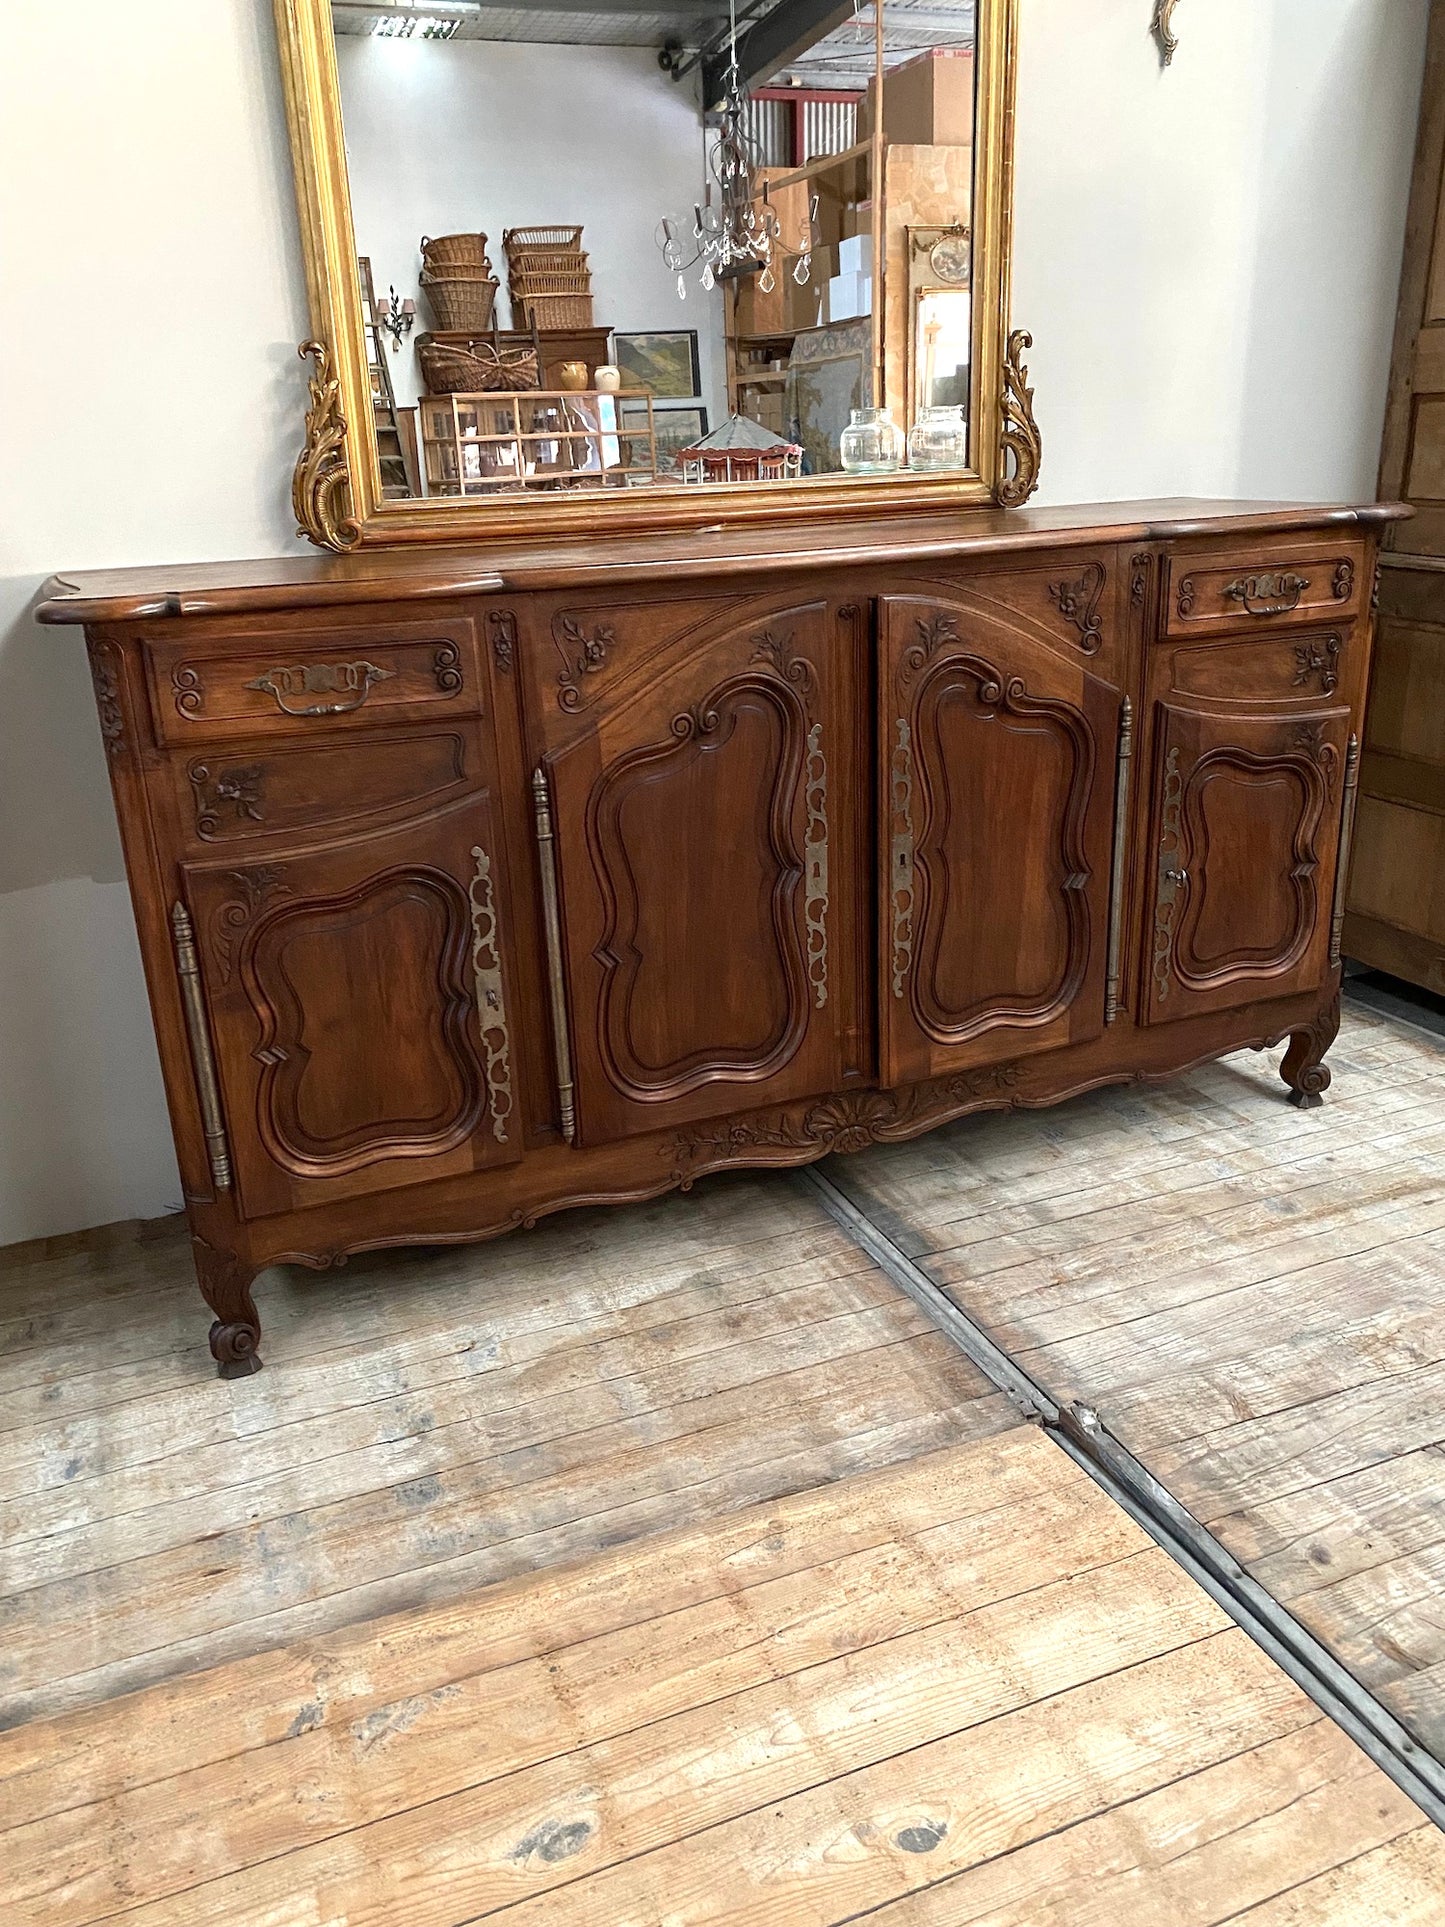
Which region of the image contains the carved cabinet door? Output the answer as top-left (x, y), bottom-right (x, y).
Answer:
top-left (1143, 700), bottom-right (1352, 1024)
top-left (534, 598), bottom-right (862, 1144)
top-left (880, 594), bottom-right (1123, 1086)
top-left (179, 790), bottom-right (522, 1220)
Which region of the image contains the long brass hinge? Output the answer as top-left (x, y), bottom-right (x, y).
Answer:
top-left (531, 767), bottom-right (577, 1145)
top-left (1105, 697), bottom-right (1134, 1025)
top-left (170, 901), bottom-right (233, 1191)
top-left (1329, 733), bottom-right (1362, 969)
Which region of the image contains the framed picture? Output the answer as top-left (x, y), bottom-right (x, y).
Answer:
top-left (622, 403), bottom-right (709, 475)
top-left (612, 331), bottom-right (703, 402)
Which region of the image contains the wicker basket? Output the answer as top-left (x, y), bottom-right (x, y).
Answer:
top-left (512, 290), bottom-right (595, 330)
top-left (503, 225), bottom-right (584, 259)
top-left (508, 265), bottom-right (592, 302)
top-left (418, 336), bottom-right (541, 395)
top-left (421, 232), bottom-right (492, 271)
top-left (420, 274), bottom-right (499, 332)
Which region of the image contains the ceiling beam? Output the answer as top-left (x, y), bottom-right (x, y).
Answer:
top-left (701, 0), bottom-right (859, 106)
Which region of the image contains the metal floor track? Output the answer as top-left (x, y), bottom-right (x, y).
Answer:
top-left (796, 1161), bottom-right (1445, 1833)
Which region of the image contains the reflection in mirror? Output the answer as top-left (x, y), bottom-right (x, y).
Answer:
top-left (329, 0), bottom-right (977, 502)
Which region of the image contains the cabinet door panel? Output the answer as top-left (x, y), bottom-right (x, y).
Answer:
top-left (182, 787), bottom-right (521, 1219)
top-left (1143, 701), bottom-right (1350, 1024)
top-left (539, 600), bottom-right (860, 1143)
top-left (882, 595), bottom-right (1122, 1085)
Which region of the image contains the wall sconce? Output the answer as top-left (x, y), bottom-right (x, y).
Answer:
top-left (374, 285), bottom-right (417, 352)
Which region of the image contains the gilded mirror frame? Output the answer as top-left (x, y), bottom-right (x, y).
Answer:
top-left (273, 0), bottom-right (1035, 551)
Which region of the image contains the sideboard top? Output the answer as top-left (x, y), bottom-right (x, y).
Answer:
top-left (37, 497), bottom-right (1409, 627)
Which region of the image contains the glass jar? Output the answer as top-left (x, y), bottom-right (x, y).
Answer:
top-left (839, 406), bottom-right (904, 473)
top-left (907, 405), bottom-right (969, 471)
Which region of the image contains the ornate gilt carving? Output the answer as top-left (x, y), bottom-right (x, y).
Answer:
top-left (213, 867), bottom-right (292, 983)
top-left (170, 903), bottom-right (234, 1193)
top-left (1223, 571), bottom-right (1310, 617)
top-left (1292, 634), bottom-right (1342, 696)
top-left (190, 761), bottom-right (265, 838)
top-left (532, 767), bottom-right (578, 1144)
top-left (1048, 562), bottom-right (1106, 653)
top-left (997, 329), bottom-right (1042, 508)
top-left (488, 610), bottom-right (517, 673)
top-left (88, 641), bottom-right (128, 760)
top-left (668, 1064), bottom-right (1021, 1181)
top-left (890, 717), bottom-right (916, 999)
top-left (1151, 0), bottom-right (1180, 65)
top-left (245, 660), bottom-right (394, 717)
top-left (292, 341), bottom-right (361, 553)
top-left (1152, 744), bottom-right (1186, 1001)
top-left (1104, 697), bottom-right (1134, 1026)
top-left (554, 617), bottom-right (616, 712)
top-left (468, 846), bottom-right (514, 1145)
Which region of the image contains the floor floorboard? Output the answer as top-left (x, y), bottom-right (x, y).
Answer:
top-left (1, 1430), bottom-right (1434, 1927)
top-left (831, 1001), bottom-right (1445, 1769)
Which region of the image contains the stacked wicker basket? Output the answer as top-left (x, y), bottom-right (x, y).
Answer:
top-left (504, 226), bottom-right (593, 331)
top-left (419, 233), bottom-right (499, 333)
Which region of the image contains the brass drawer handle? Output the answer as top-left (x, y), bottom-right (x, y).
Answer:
top-left (1222, 572), bottom-right (1310, 617)
top-left (245, 660), bottom-right (395, 716)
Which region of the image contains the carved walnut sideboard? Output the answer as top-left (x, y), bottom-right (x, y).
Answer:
top-left (40, 498), bottom-right (1403, 1374)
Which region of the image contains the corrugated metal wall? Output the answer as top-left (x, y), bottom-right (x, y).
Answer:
top-left (746, 94), bottom-right (859, 168)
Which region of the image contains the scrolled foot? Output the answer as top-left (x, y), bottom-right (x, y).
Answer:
top-left (1280, 993), bottom-right (1340, 1111)
top-left (210, 1319), bottom-right (264, 1378)
top-left (193, 1235), bottom-right (264, 1377)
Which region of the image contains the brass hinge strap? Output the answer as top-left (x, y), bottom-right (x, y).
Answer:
top-left (531, 767), bottom-right (577, 1145)
top-left (1104, 696), bottom-right (1134, 1025)
top-left (170, 901), bottom-right (233, 1192)
top-left (1329, 733), bottom-right (1362, 970)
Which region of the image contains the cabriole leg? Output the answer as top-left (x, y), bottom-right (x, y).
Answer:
top-left (192, 1235), bottom-right (264, 1377)
top-left (1280, 992), bottom-right (1341, 1110)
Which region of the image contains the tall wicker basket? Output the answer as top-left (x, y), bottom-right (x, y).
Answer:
top-left (420, 274), bottom-right (500, 332)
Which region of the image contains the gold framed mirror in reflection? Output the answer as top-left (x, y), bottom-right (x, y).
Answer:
top-left (273, 0), bottom-right (1035, 549)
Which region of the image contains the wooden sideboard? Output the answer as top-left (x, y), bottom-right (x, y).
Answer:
top-left (40, 498), bottom-right (1403, 1374)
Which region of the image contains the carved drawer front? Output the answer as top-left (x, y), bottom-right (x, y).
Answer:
top-left (1162, 545), bottom-right (1364, 638)
top-left (535, 598), bottom-right (864, 1146)
top-left (1166, 627), bottom-right (1353, 705)
top-left (880, 595), bottom-right (1125, 1088)
top-left (176, 728), bottom-right (474, 847)
top-left (146, 617), bottom-right (481, 747)
top-left (1143, 699), bottom-right (1353, 1027)
top-left (177, 790), bottom-right (521, 1220)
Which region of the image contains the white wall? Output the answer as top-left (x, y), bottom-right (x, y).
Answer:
top-left (0, 0), bottom-right (1430, 1245)
top-left (335, 38), bottom-right (727, 421)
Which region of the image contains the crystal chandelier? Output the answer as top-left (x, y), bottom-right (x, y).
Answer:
top-left (657, 0), bottom-right (817, 299)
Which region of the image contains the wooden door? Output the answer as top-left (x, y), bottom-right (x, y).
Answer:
top-left (180, 788), bottom-right (521, 1220)
top-left (1350, 2), bottom-right (1445, 991)
top-left (880, 593), bottom-right (1123, 1086)
top-left (533, 597), bottom-right (863, 1145)
top-left (1143, 701), bottom-right (1351, 1025)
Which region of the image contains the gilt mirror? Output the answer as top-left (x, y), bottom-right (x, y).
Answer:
top-left (274, 0), bottom-right (1031, 548)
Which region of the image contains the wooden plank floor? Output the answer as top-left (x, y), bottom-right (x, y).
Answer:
top-left (1, 1427), bottom-right (1436, 1926)
top-left (0, 1172), bottom-right (1009, 1729)
top-left (833, 1001), bottom-right (1445, 1768)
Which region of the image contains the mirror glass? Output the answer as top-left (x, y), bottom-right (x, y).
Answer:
top-left (329, 0), bottom-right (978, 502)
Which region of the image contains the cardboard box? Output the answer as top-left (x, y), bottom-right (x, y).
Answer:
top-left (838, 233), bottom-right (873, 280)
top-left (858, 49), bottom-right (976, 147)
top-left (826, 272), bottom-right (872, 324)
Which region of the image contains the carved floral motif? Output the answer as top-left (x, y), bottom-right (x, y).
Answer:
top-left (190, 761), bottom-right (265, 838)
top-left (997, 330), bottom-right (1042, 508)
top-left (88, 641), bottom-right (127, 759)
top-left (1048, 562), bottom-right (1106, 653)
top-left (554, 617), bottom-right (616, 711)
top-left (488, 610), bottom-right (517, 673)
top-left (292, 341), bottom-right (361, 553)
top-left (212, 867), bottom-right (292, 983)
top-left (668, 1064), bottom-right (1022, 1180)
top-left (1292, 634), bottom-right (1343, 696)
